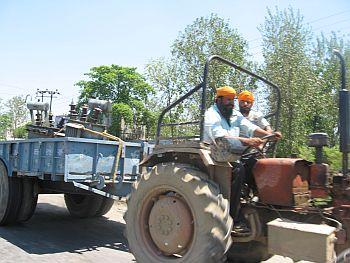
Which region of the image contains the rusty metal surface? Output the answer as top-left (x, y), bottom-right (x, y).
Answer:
top-left (309, 163), bottom-right (329, 198)
top-left (330, 184), bottom-right (350, 252)
top-left (310, 163), bottom-right (328, 186)
top-left (213, 165), bottom-right (232, 200)
top-left (148, 196), bottom-right (193, 255)
top-left (253, 158), bottom-right (310, 206)
top-left (333, 209), bottom-right (350, 253)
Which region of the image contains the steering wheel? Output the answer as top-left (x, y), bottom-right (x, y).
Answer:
top-left (241, 133), bottom-right (278, 159)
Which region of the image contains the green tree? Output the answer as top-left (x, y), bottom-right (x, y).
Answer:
top-left (312, 33), bottom-right (350, 145)
top-left (4, 96), bottom-right (28, 139)
top-left (171, 13), bottom-right (251, 94)
top-left (146, 14), bottom-right (251, 138)
top-left (259, 7), bottom-right (320, 156)
top-left (0, 113), bottom-right (11, 140)
top-left (13, 123), bottom-right (28, 139)
top-left (76, 65), bottom-right (156, 138)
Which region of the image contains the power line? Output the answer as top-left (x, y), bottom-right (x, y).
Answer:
top-left (307, 10), bottom-right (350, 24)
top-left (0, 82), bottom-right (28, 92)
top-left (247, 10), bottom-right (350, 44)
top-left (314, 18), bottom-right (350, 31)
top-left (248, 23), bottom-right (350, 54)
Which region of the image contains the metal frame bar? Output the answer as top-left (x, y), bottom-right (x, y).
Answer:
top-left (201, 55), bottom-right (281, 140)
top-left (155, 55), bottom-right (282, 145)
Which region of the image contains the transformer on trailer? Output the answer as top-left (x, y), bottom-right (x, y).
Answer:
top-left (0, 97), bottom-right (152, 224)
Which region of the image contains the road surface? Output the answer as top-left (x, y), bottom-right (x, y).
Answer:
top-left (0, 194), bottom-right (302, 263)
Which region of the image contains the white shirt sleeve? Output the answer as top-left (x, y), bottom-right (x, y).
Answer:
top-left (238, 115), bottom-right (259, 137)
top-left (260, 117), bottom-right (270, 129)
top-left (204, 108), bottom-right (227, 143)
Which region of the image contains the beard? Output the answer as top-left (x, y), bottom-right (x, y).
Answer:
top-left (218, 104), bottom-right (233, 119)
top-left (239, 106), bottom-right (250, 115)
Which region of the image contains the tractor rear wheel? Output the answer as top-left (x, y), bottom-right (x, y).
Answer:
top-left (64, 193), bottom-right (103, 218)
top-left (125, 163), bottom-right (233, 263)
top-left (0, 161), bottom-right (22, 225)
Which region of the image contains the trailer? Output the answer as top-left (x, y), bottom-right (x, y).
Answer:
top-left (0, 98), bottom-right (152, 225)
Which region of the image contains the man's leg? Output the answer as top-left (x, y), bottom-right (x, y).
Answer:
top-left (230, 161), bottom-right (245, 220)
top-left (230, 162), bottom-right (250, 234)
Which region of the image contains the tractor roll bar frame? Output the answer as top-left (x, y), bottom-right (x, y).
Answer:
top-left (156, 55), bottom-right (282, 145)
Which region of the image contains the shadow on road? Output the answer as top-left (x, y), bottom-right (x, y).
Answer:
top-left (0, 202), bottom-right (130, 255)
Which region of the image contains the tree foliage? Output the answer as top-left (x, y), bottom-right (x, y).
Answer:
top-left (13, 123), bottom-right (28, 139)
top-left (76, 65), bottom-right (156, 138)
top-left (260, 7), bottom-right (350, 160)
top-left (7, 95), bottom-right (28, 137)
top-left (0, 113), bottom-right (11, 140)
top-left (146, 14), bottom-right (251, 139)
top-left (312, 33), bottom-right (350, 145)
top-left (171, 13), bottom-right (250, 93)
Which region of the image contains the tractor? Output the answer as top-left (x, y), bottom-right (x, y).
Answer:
top-left (125, 53), bottom-right (350, 263)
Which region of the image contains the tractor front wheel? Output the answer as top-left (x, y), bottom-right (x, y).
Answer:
top-left (125, 163), bottom-right (233, 263)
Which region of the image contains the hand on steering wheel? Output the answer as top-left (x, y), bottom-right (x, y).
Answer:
top-left (241, 133), bottom-right (279, 159)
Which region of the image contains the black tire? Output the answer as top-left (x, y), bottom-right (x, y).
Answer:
top-left (64, 193), bottom-right (104, 218)
top-left (226, 241), bottom-right (270, 263)
top-left (17, 178), bottom-right (38, 222)
top-left (125, 163), bottom-right (233, 263)
top-left (0, 161), bottom-right (23, 225)
top-left (95, 197), bottom-right (114, 217)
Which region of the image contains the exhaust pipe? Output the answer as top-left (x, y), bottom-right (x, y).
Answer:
top-left (334, 50), bottom-right (349, 178)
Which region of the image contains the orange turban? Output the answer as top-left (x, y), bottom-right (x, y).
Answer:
top-left (238, 90), bottom-right (254, 102)
top-left (216, 86), bottom-right (236, 99)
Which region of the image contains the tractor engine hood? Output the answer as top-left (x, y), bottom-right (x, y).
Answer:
top-left (252, 158), bottom-right (312, 207)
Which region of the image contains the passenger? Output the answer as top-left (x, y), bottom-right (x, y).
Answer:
top-left (204, 86), bottom-right (281, 234)
top-left (238, 90), bottom-right (272, 133)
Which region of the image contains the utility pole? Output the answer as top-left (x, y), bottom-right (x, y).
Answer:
top-left (36, 89), bottom-right (61, 112)
top-left (36, 89), bottom-right (61, 126)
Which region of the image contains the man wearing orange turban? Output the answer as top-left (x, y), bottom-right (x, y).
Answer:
top-left (203, 86), bottom-right (281, 234)
top-left (204, 86), bottom-right (278, 148)
top-left (238, 90), bottom-right (272, 133)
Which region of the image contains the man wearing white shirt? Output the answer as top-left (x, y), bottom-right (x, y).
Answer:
top-left (204, 86), bottom-right (281, 234)
top-left (238, 90), bottom-right (272, 133)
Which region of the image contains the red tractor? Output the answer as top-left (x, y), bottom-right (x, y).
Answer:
top-left (125, 53), bottom-right (350, 262)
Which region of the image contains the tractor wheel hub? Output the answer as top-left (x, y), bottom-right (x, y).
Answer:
top-left (148, 195), bottom-right (193, 255)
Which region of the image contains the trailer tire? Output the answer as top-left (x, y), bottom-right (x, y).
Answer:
top-left (125, 163), bottom-right (233, 263)
top-left (64, 193), bottom-right (103, 218)
top-left (95, 197), bottom-right (114, 217)
top-left (17, 178), bottom-right (38, 222)
top-left (0, 161), bottom-right (23, 225)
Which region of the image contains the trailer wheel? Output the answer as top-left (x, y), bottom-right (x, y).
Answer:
top-left (125, 163), bottom-right (233, 263)
top-left (95, 197), bottom-right (114, 217)
top-left (17, 178), bottom-right (38, 222)
top-left (64, 193), bottom-right (103, 218)
top-left (0, 161), bottom-right (22, 225)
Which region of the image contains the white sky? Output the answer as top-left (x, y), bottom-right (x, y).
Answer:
top-left (0, 0), bottom-right (349, 115)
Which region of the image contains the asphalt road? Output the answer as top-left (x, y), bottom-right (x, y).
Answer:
top-left (0, 194), bottom-right (134, 263)
top-left (0, 194), bottom-right (298, 263)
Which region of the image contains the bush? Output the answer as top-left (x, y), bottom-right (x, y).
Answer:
top-left (298, 145), bottom-right (342, 173)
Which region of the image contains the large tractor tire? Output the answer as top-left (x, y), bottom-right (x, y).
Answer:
top-left (0, 161), bottom-right (22, 225)
top-left (125, 163), bottom-right (233, 263)
top-left (17, 178), bottom-right (38, 222)
top-left (64, 193), bottom-right (104, 218)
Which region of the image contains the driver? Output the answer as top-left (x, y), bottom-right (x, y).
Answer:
top-left (204, 86), bottom-right (281, 234)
